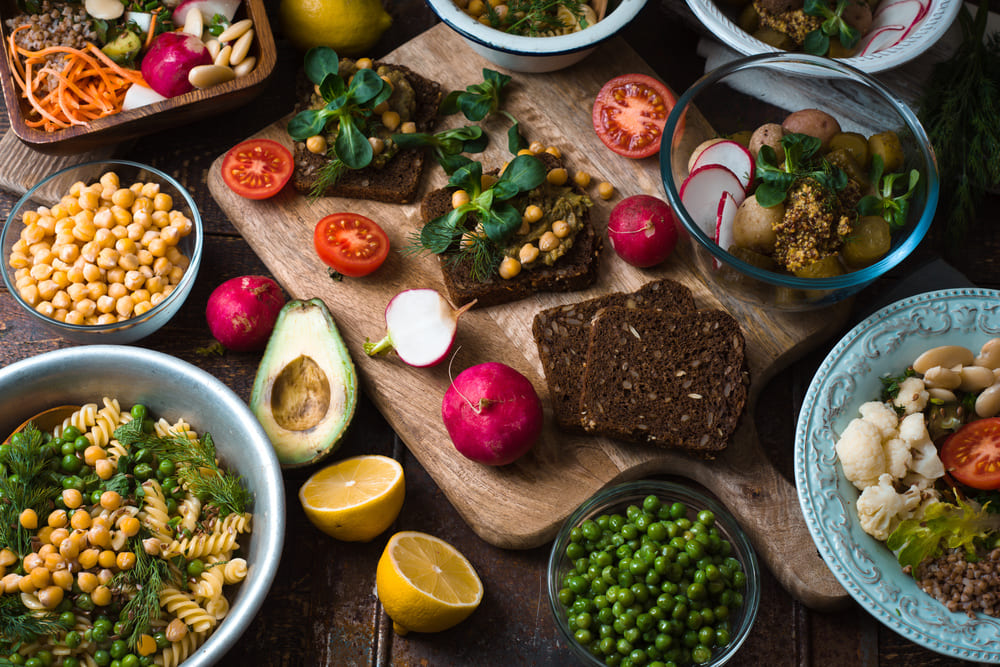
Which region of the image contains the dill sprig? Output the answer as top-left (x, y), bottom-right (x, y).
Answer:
top-left (918, 0), bottom-right (1000, 254)
top-left (309, 156), bottom-right (347, 200)
top-left (113, 538), bottom-right (180, 650)
top-left (0, 595), bottom-right (64, 645)
top-left (0, 424), bottom-right (59, 555)
top-left (500, 0), bottom-right (587, 35)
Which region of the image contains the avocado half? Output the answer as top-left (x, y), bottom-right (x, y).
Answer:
top-left (249, 298), bottom-right (358, 468)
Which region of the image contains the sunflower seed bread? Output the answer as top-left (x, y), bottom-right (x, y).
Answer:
top-left (578, 306), bottom-right (749, 458)
top-left (532, 279), bottom-right (697, 432)
top-left (290, 62), bottom-right (442, 203)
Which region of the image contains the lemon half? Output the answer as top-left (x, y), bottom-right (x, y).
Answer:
top-left (279, 0), bottom-right (393, 56)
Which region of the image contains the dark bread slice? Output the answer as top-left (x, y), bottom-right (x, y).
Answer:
top-left (290, 63), bottom-right (443, 204)
top-left (532, 279), bottom-right (697, 432)
top-left (578, 307), bottom-right (749, 458)
top-left (419, 152), bottom-right (601, 308)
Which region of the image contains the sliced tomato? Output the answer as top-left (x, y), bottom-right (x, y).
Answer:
top-left (314, 213), bottom-right (390, 277)
top-left (940, 418), bottom-right (1000, 490)
top-left (221, 139), bottom-right (294, 200)
top-left (592, 73), bottom-right (677, 159)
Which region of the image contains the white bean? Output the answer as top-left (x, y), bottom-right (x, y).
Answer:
top-left (922, 365), bottom-right (961, 390)
top-left (927, 387), bottom-right (957, 403)
top-left (188, 64), bottom-right (236, 89)
top-left (205, 38), bottom-right (222, 60)
top-left (214, 44), bottom-right (232, 68)
top-left (959, 365), bottom-right (996, 392)
top-left (913, 345), bottom-right (975, 374)
top-left (233, 56), bottom-right (256, 78)
top-left (977, 338), bottom-right (1000, 369)
top-left (217, 18), bottom-right (253, 43)
top-left (976, 383), bottom-right (1000, 418)
top-left (229, 29), bottom-right (254, 66)
top-left (182, 8), bottom-right (203, 36)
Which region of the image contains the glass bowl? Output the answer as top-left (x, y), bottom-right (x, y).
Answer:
top-left (1, 160), bottom-right (203, 344)
top-left (660, 52), bottom-right (938, 311)
top-left (547, 480), bottom-right (760, 666)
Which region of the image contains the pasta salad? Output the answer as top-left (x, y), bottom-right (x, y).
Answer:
top-left (0, 398), bottom-right (253, 667)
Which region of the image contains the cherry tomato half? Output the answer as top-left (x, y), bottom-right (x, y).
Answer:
top-left (940, 417), bottom-right (1000, 490)
top-left (313, 213), bottom-right (390, 277)
top-left (592, 73), bottom-right (677, 159)
top-left (221, 139), bottom-right (294, 200)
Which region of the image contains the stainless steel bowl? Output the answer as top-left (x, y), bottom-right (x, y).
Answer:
top-left (0, 345), bottom-right (285, 667)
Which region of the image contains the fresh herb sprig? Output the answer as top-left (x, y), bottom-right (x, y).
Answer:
top-left (492, 0), bottom-right (590, 36)
top-left (412, 155), bottom-right (546, 281)
top-left (391, 126), bottom-right (489, 174)
top-left (802, 0), bottom-right (860, 56)
top-left (112, 538), bottom-right (180, 650)
top-left (0, 595), bottom-right (64, 646)
top-left (0, 424), bottom-right (59, 556)
top-left (857, 154), bottom-right (921, 231)
top-left (754, 133), bottom-right (848, 207)
top-left (441, 69), bottom-right (527, 153)
top-left (918, 0), bottom-right (1000, 254)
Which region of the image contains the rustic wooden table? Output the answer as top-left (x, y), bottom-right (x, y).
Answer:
top-left (0, 0), bottom-right (997, 665)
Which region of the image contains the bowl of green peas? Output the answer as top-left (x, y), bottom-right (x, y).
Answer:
top-left (547, 480), bottom-right (760, 666)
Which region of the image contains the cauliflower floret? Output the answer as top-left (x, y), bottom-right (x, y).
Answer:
top-left (856, 473), bottom-right (923, 540)
top-left (905, 439), bottom-right (946, 486)
top-left (859, 401), bottom-right (899, 439)
top-left (835, 418), bottom-right (886, 490)
top-left (883, 436), bottom-right (912, 479)
top-left (898, 412), bottom-right (931, 446)
top-left (893, 377), bottom-right (929, 415)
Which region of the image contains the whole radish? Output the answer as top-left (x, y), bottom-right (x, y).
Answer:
top-left (206, 275), bottom-right (285, 352)
top-left (442, 362), bottom-right (543, 466)
top-left (607, 195), bottom-right (680, 268)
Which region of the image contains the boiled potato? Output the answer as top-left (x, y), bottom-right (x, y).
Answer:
top-left (868, 130), bottom-right (904, 172)
top-left (732, 195), bottom-right (781, 255)
top-left (748, 123), bottom-right (785, 160)
top-left (842, 0), bottom-right (873, 33)
top-left (782, 109), bottom-right (841, 149)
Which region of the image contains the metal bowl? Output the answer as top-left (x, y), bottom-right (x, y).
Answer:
top-left (0, 345), bottom-right (285, 667)
top-left (1, 160), bottom-right (203, 344)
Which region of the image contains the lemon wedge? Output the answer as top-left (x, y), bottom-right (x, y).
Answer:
top-left (298, 455), bottom-right (404, 542)
top-left (376, 531), bottom-right (484, 634)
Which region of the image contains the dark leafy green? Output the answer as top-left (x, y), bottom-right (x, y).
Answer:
top-left (857, 154), bottom-right (921, 231)
top-left (803, 0), bottom-right (861, 56)
top-left (391, 126), bottom-right (489, 174)
top-left (754, 133), bottom-right (848, 207)
top-left (441, 69), bottom-right (527, 153)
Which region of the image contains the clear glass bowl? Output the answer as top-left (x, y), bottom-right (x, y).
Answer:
top-left (547, 480), bottom-right (760, 666)
top-left (1, 160), bottom-right (203, 344)
top-left (660, 53), bottom-right (939, 311)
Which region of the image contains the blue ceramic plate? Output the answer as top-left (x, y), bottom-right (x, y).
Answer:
top-left (795, 288), bottom-right (1000, 662)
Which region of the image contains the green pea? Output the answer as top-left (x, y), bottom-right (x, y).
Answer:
top-left (75, 593), bottom-right (94, 611)
top-left (93, 651), bottom-right (110, 667)
top-left (63, 659), bottom-right (80, 667)
top-left (60, 454), bottom-right (83, 474)
top-left (24, 658), bottom-right (43, 667)
top-left (153, 632), bottom-right (169, 649)
top-left (691, 645), bottom-right (712, 663)
top-left (65, 630), bottom-right (81, 648)
top-left (62, 425), bottom-right (81, 440)
top-left (91, 625), bottom-right (108, 643)
top-left (668, 502), bottom-right (686, 520)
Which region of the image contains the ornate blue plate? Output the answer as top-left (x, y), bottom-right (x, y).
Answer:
top-left (795, 288), bottom-right (1000, 662)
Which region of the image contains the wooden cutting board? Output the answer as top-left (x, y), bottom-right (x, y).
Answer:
top-left (208, 23), bottom-right (851, 610)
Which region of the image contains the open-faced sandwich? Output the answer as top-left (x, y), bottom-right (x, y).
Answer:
top-left (287, 48), bottom-right (443, 203)
top-left (417, 149), bottom-right (601, 308)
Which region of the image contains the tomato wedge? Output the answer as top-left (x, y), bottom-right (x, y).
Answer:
top-left (314, 213), bottom-right (390, 277)
top-left (940, 417), bottom-right (1000, 490)
top-left (592, 73), bottom-right (677, 159)
top-left (221, 139), bottom-right (294, 200)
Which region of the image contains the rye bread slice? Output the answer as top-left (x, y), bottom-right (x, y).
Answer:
top-left (532, 279), bottom-right (696, 432)
top-left (419, 152), bottom-right (601, 308)
top-left (579, 307), bottom-right (749, 457)
top-left (290, 62), bottom-right (442, 203)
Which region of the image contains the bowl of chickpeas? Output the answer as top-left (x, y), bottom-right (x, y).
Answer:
top-left (1, 160), bottom-right (203, 344)
top-left (548, 479), bottom-right (760, 666)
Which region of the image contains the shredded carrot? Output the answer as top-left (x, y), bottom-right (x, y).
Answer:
top-left (145, 9), bottom-right (163, 50)
top-left (6, 27), bottom-right (149, 133)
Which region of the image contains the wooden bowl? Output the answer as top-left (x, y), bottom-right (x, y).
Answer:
top-left (0, 0), bottom-right (276, 155)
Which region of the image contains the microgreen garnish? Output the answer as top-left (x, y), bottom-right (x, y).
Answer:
top-left (410, 155), bottom-right (546, 281)
top-left (391, 125), bottom-right (489, 174)
top-left (754, 133), bottom-right (848, 207)
top-left (206, 13), bottom-right (230, 36)
top-left (440, 69), bottom-right (527, 153)
top-left (486, 0), bottom-right (590, 35)
top-left (857, 154), bottom-right (921, 231)
top-left (802, 0), bottom-right (861, 56)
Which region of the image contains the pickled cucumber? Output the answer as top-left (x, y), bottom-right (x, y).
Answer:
top-left (842, 216), bottom-right (891, 267)
top-left (728, 246), bottom-right (780, 272)
top-left (828, 132), bottom-right (870, 167)
top-left (793, 255), bottom-right (845, 279)
top-left (868, 131), bottom-right (904, 173)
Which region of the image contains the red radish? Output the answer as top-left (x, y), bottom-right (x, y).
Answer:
top-left (607, 195), bottom-right (680, 268)
top-left (858, 25), bottom-right (907, 55)
top-left (172, 0), bottom-right (242, 25)
top-left (714, 191), bottom-right (739, 266)
top-left (679, 164), bottom-right (745, 237)
top-left (141, 32), bottom-right (212, 98)
top-left (691, 140), bottom-right (755, 193)
top-left (441, 362), bottom-right (543, 466)
top-left (206, 275), bottom-right (286, 352)
top-left (364, 289), bottom-right (476, 367)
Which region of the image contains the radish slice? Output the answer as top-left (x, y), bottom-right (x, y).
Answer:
top-left (365, 289), bottom-right (476, 367)
top-left (858, 24), bottom-right (907, 55)
top-left (714, 192), bottom-right (739, 269)
top-left (172, 0), bottom-right (241, 25)
top-left (679, 164), bottom-right (746, 238)
top-left (122, 84), bottom-right (168, 111)
top-left (691, 140), bottom-right (755, 193)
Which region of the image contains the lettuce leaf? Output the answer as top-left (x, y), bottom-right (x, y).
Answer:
top-left (887, 495), bottom-right (1000, 575)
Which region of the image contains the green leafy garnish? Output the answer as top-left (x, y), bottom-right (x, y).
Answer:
top-left (802, 0), bottom-right (861, 56)
top-left (0, 595), bottom-right (63, 646)
top-left (856, 154), bottom-right (921, 231)
top-left (391, 125), bottom-right (489, 174)
top-left (754, 133), bottom-right (848, 207)
top-left (206, 12), bottom-right (230, 36)
top-left (0, 424), bottom-right (59, 556)
top-left (888, 495), bottom-right (1000, 575)
top-left (487, 0), bottom-right (590, 36)
top-left (411, 155), bottom-right (546, 281)
top-left (112, 538), bottom-right (180, 650)
top-left (440, 69), bottom-right (527, 153)
top-left (879, 367), bottom-right (916, 402)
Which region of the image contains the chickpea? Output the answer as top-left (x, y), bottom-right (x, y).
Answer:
top-left (47, 509), bottom-right (68, 528)
top-left (100, 490), bottom-right (122, 511)
top-left (538, 231), bottom-right (560, 252)
top-left (529, 140), bottom-right (545, 154)
top-left (381, 110), bottom-right (401, 132)
top-left (356, 57), bottom-right (373, 69)
top-left (452, 190), bottom-right (471, 209)
top-left (546, 168), bottom-right (568, 186)
top-left (52, 569), bottom-right (73, 591)
top-left (498, 256), bottom-right (521, 279)
top-left (466, 0), bottom-right (485, 15)
top-left (62, 489), bottom-right (83, 509)
top-left (76, 571), bottom-right (98, 593)
top-left (0, 549), bottom-right (17, 567)
top-left (545, 146), bottom-right (562, 158)
top-left (369, 136), bottom-right (386, 155)
top-left (92, 584), bottom-right (112, 606)
top-left (551, 220), bottom-right (571, 238)
top-left (573, 171), bottom-right (592, 188)
top-left (20, 509), bottom-right (37, 529)
top-left (166, 618), bottom-right (189, 642)
top-left (519, 243), bottom-right (540, 265)
top-left (37, 585), bottom-right (64, 609)
top-left (78, 548), bottom-right (100, 570)
top-left (116, 551), bottom-right (137, 570)
top-left (400, 121), bottom-right (417, 134)
top-left (137, 634), bottom-right (158, 657)
top-left (517, 148), bottom-right (534, 156)
top-left (597, 181), bottom-right (615, 200)
top-left (95, 458), bottom-right (116, 480)
top-left (97, 550), bottom-right (117, 569)
top-left (306, 135), bottom-right (327, 154)
top-left (522, 205), bottom-right (543, 224)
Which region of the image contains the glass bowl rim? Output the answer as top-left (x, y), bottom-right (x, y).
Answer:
top-left (1, 159), bottom-right (204, 335)
top-left (659, 51), bottom-right (939, 291)
top-left (546, 479), bottom-right (762, 665)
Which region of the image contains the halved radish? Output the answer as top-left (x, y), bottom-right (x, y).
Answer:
top-left (691, 140), bottom-right (755, 193)
top-left (858, 24), bottom-right (907, 55)
top-left (679, 164), bottom-right (745, 238)
top-left (364, 289), bottom-right (476, 367)
top-left (713, 192), bottom-right (739, 269)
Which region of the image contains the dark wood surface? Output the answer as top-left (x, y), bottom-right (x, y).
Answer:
top-left (0, 1), bottom-right (998, 665)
